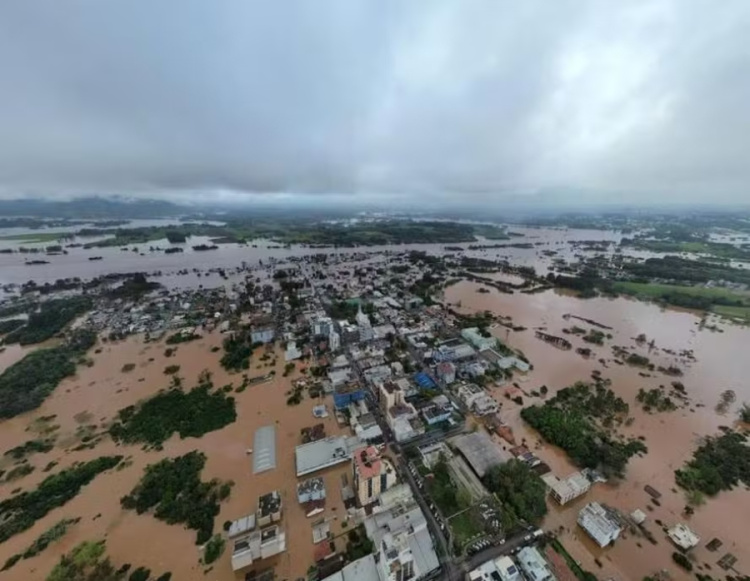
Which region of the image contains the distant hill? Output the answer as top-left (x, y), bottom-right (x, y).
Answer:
top-left (0, 196), bottom-right (185, 219)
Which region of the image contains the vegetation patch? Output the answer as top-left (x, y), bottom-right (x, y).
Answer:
top-left (521, 381), bottom-right (647, 478)
top-left (484, 460), bottom-right (547, 527)
top-left (109, 374), bottom-right (236, 448)
top-left (0, 318), bottom-right (25, 335)
top-left (675, 431), bottom-right (750, 496)
top-left (4, 296), bottom-right (91, 345)
top-left (121, 451), bottom-right (232, 544)
top-left (0, 329), bottom-right (97, 419)
top-left (2, 517), bottom-right (80, 571)
top-left (220, 334), bottom-right (253, 371)
top-left (46, 540), bottom-right (172, 581)
top-left (3, 438), bottom-right (55, 461)
top-left (0, 455), bottom-right (122, 543)
top-left (636, 388), bottom-right (677, 413)
top-left (202, 534), bottom-right (225, 565)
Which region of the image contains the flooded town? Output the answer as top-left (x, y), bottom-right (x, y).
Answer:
top-left (1, 212), bottom-right (749, 581)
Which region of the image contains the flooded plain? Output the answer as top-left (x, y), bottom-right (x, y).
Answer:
top-left (446, 280), bottom-right (750, 580)
top-left (0, 334), bottom-right (350, 581)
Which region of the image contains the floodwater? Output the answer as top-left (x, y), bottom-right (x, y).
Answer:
top-left (446, 280), bottom-right (750, 580)
top-left (0, 225), bottom-right (632, 291)
top-left (0, 335), bottom-right (350, 581)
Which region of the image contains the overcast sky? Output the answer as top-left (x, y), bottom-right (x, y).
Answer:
top-left (0, 0), bottom-right (748, 206)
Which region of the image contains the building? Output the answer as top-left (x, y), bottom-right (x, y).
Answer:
top-left (334, 381), bottom-right (366, 410)
top-left (297, 477), bottom-right (326, 503)
top-left (577, 502), bottom-right (622, 547)
top-left (357, 305), bottom-right (374, 342)
top-left (228, 492), bottom-right (287, 572)
top-left (455, 382), bottom-right (499, 416)
top-left (668, 524), bottom-right (700, 550)
top-left (364, 484), bottom-right (440, 581)
top-left (516, 547), bottom-right (555, 581)
top-left (469, 556), bottom-right (523, 581)
top-left (435, 361), bottom-right (456, 385)
top-left (353, 446), bottom-right (398, 506)
top-left (257, 490), bottom-right (282, 527)
top-left (314, 316), bottom-right (334, 337)
top-left (295, 435), bottom-right (360, 476)
top-left (329, 330), bottom-right (341, 351)
top-left (251, 326), bottom-right (275, 344)
top-left (338, 320), bottom-right (360, 345)
top-left (434, 340), bottom-right (476, 362)
top-left (461, 327), bottom-right (497, 351)
top-left (322, 554), bottom-right (380, 581)
top-left (379, 381), bottom-right (424, 442)
top-left (450, 432), bottom-right (511, 478)
top-left (421, 401), bottom-right (452, 426)
top-left (496, 356), bottom-right (530, 373)
top-left (542, 472), bottom-right (591, 505)
top-left (285, 340), bottom-right (302, 361)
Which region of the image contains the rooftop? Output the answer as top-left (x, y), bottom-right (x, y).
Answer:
top-left (253, 425), bottom-right (277, 474)
top-left (258, 490), bottom-right (282, 517)
top-left (354, 446), bottom-right (383, 480)
top-left (228, 513), bottom-right (257, 538)
top-left (295, 435), bottom-right (359, 476)
top-left (451, 431), bottom-right (511, 477)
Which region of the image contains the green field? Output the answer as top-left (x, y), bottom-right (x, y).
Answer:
top-left (612, 281), bottom-right (750, 301)
top-left (712, 305), bottom-right (750, 322)
top-left (448, 510), bottom-right (484, 547)
top-left (0, 232), bottom-right (64, 243)
top-left (612, 281), bottom-right (750, 324)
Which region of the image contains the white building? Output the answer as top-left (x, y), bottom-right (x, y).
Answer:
top-left (436, 361), bottom-right (456, 385)
top-left (461, 327), bottom-right (497, 351)
top-left (469, 556), bottom-right (523, 581)
top-left (364, 484), bottom-right (440, 581)
top-left (578, 502), bottom-right (622, 547)
top-left (329, 330), bottom-right (341, 351)
top-left (516, 547), bottom-right (556, 581)
top-left (357, 305), bottom-right (374, 342)
top-left (542, 472), bottom-right (591, 505)
top-left (455, 382), bottom-right (499, 416)
top-left (668, 524), bottom-right (700, 550)
top-left (251, 326), bottom-right (275, 344)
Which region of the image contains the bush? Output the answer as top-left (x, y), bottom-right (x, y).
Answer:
top-left (163, 365), bottom-right (180, 375)
top-left (672, 552), bottom-right (693, 571)
top-left (203, 534), bottom-right (225, 564)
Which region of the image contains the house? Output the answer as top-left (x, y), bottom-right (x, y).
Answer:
top-left (352, 446), bottom-right (398, 507)
top-left (333, 381), bottom-right (366, 410)
top-left (668, 524), bottom-right (700, 550)
top-left (436, 361), bottom-right (456, 385)
top-left (228, 492), bottom-right (287, 572)
top-left (542, 472), bottom-right (591, 505)
top-left (516, 547), bottom-right (555, 581)
top-left (378, 381), bottom-right (424, 442)
top-left (577, 502), bottom-right (622, 547)
top-left (455, 382), bottom-right (499, 416)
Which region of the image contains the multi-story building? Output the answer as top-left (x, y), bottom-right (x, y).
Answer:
top-left (228, 491), bottom-right (287, 572)
top-left (542, 472), bottom-right (591, 505)
top-left (577, 502), bottom-right (622, 547)
top-left (364, 485), bottom-right (440, 581)
top-left (436, 361), bottom-right (456, 385)
top-left (314, 316), bottom-right (334, 337)
top-left (455, 382), bottom-right (499, 416)
top-left (352, 446), bottom-right (398, 507)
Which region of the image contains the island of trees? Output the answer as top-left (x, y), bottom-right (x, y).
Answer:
top-left (521, 381), bottom-right (647, 478)
top-left (675, 430), bottom-right (750, 496)
top-left (121, 451), bottom-right (232, 544)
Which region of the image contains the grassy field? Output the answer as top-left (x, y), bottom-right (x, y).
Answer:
top-left (0, 232), bottom-right (65, 243)
top-left (712, 305), bottom-right (750, 322)
top-left (448, 509), bottom-right (484, 548)
top-left (612, 281), bottom-right (750, 301)
top-left (613, 281), bottom-right (750, 323)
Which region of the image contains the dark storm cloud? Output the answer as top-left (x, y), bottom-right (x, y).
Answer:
top-left (0, 0), bottom-right (748, 204)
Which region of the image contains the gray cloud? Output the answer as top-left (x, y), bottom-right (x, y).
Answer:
top-left (0, 0), bottom-right (748, 204)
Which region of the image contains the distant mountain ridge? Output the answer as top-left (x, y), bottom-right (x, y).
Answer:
top-left (0, 197), bottom-right (185, 219)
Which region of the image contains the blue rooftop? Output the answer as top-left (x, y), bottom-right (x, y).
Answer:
top-left (414, 372), bottom-right (437, 389)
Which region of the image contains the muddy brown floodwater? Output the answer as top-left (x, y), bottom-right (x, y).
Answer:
top-left (0, 334), bottom-right (351, 581)
top-left (446, 280), bottom-right (750, 581)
